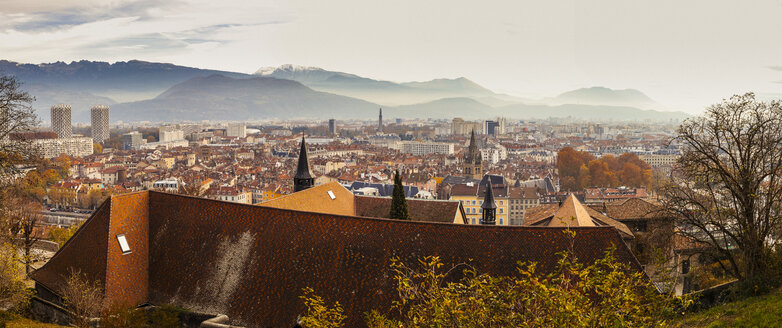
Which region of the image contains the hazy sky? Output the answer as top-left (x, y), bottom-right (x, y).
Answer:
top-left (1, 0), bottom-right (781, 112)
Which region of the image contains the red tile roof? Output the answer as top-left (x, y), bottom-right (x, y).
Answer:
top-left (33, 191), bottom-right (642, 327)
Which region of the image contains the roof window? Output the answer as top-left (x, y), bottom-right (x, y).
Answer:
top-left (327, 190), bottom-right (336, 200)
top-left (116, 234), bottom-right (131, 254)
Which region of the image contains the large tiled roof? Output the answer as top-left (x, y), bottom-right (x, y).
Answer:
top-left (593, 198), bottom-right (666, 220)
top-left (33, 191), bottom-right (641, 327)
top-left (261, 181), bottom-right (356, 216)
top-left (523, 196), bottom-right (634, 239)
top-left (354, 195), bottom-right (461, 223)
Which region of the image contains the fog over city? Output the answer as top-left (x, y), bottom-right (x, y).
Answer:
top-left (2, 0), bottom-right (782, 112)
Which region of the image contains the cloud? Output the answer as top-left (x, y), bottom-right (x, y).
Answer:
top-left (2, 0), bottom-right (184, 31)
top-left (0, 0), bottom-right (290, 66)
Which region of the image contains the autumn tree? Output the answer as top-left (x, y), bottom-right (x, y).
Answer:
top-left (61, 269), bottom-right (105, 328)
top-left (301, 238), bottom-right (689, 327)
top-left (661, 93), bottom-right (782, 282)
top-left (0, 242), bottom-right (30, 309)
top-left (8, 198), bottom-right (43, 275)
top-left (0, 75), bottom-right (39, 187)
top-left (557, 147), bottom-right (652, 190)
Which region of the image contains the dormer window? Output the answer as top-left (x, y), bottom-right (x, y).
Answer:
top-left (116, 234), bottom-right (131, 255)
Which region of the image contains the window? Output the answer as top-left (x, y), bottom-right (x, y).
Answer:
top-left (681, 259), bottom-right (690, 274)
top-left (472, 200), bottom-right (476, 205)
top-left (499, 208), bottom-right (503, 214)
top-left (633, 221), bottom-right (648, 232)
top-left (116, 234), bottom-right (131, 255)
top-left (500, 219), bottom-right (503, 225)
top-left (327, 190), bottom-right (336, 200)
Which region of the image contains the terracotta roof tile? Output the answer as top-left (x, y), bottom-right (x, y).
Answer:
top-left (33, 191), bottom-right (642, 327)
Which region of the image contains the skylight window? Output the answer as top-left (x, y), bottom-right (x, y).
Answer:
top-left (116, 234), bottom-right (131, 254)
top-left (327, 190), bottom-right (336, 200)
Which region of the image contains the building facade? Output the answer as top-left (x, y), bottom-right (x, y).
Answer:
top-left (121, 131), bottom-right (143, 150)
top-left (50, 104), bottom-right (72, 138)
top-left (227, 123), bottom-right (247, 138)
top-left (400, 141), bottom-right (455, 156)
top-left (34, 136), bottom-right (92, 158)
top-left (508, 186), bottom-right (540, 226)
top-left (90, 105), bottom-right (110, 143)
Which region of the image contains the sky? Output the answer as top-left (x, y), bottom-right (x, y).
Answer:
top-left (1, 0), bottom-right (781, 113)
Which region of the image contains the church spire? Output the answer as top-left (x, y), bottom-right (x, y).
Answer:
top-left (294, 136), bottom-right (314, 192)
top-left (481, 181), bottom-right (497, 225)
top-left (378, 108), bottom-right (383, 133)
top-left (464, 129), bottom-right (483, 179)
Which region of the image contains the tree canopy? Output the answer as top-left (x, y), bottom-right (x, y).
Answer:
top-left (557, 147), bottom-right (652, 191)
top-left (661, 93), bottom-right (782, 282)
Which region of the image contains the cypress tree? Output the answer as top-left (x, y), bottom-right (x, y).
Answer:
top-left (389, 170), bottom-right (409, 220)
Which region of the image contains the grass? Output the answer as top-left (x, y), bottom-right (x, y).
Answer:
top-left (677, 288), bottom-right (782, 327)
top-left (0, 311), bottom-right (67, 328)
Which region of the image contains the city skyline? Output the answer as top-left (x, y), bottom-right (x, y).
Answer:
top-left (2, 0), bottom-right (781, 113)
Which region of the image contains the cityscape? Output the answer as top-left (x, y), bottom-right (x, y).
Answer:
top-left (1, 1), bottom-right (782, 328)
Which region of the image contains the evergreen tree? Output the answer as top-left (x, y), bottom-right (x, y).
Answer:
top-left (389, 170), bottom-right (409, 220)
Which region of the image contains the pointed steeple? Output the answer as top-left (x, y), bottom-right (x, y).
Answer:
top-left (481, 181), bottom-right (497, 225)
top-left (514, 179), bottom-right (521, 188)
top-left (464, 129), bottom-right (484, 179)
top-left (466, 129), bottom-right (478, 163)
top-left (378, 108), bottom-right (383, 132)
top-left (294, 136), bottom-right (314, 192)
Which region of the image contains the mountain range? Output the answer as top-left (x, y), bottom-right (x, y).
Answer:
top-left (0, 59), bottom-right (689, 123)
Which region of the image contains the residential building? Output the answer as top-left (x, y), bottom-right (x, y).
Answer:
top-left (90, 105), bottom-right (110, 143)
top-left (50, 104), bottom-right (72, 138)
top-left (508, 186), bottom-right (539, 226)
top-left (450, 175), bottom-right (509, 225)
top-left (34, 136), bottom-right (92, 158)
top-left (159, 126), bottom-right (185, 142)
top-left (214, 186), bottom-right (251, 204)
top-left (227, 123), bottom-right (247, 138)
top-left (121, 131), bottom-right (143, 150)
top-left (400, 141), bottom-right (455, 156)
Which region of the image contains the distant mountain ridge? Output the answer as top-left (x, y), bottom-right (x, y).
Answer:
top-left (549, 86), bottom-right (662, 110)
top-left (256, 64), bottom-right (498, 106)
top-left (111, 74), bottom-right (379, 122)
top-left (1, 59), bottom-right (689, 123)
top-left (0, 59), bottom-right (251, 121)
top-left (111, 75), bottom-right (688, 122)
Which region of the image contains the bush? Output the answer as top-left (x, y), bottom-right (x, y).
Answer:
top-left (148, 304), bottom-right (183, 328)
top-left (101, 303), bottom-right (147, 328)
top-left (298, 287), bottom-right (345, 328)
top-left (300, 234), bottom-right (691, 327)
top-left (0, 243), bottom-right (31, 310)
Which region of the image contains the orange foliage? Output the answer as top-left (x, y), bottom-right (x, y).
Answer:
top-left (557, 149), bottom-right (651, 190)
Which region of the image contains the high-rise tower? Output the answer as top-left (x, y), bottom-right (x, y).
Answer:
top-left (463, 130), bottom-right (484, 180)
top-left (51, 104), bottom-right (72, 138)
top-left (90, 105), bottom-right (110, 143)
top-left (378, 108), bottom-right (383, 133)
top-left (293, 136), bottom-right (314, 192)
top-left (328, 119), bottom-right (336, 135)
